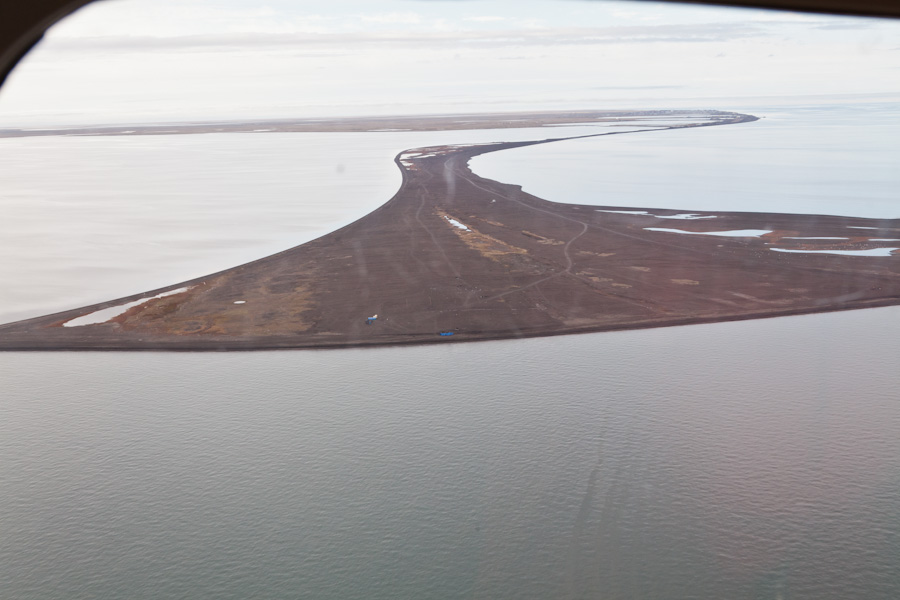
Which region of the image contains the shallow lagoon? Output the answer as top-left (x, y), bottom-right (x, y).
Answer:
top-left (471, 102), bottom-right (900, 219)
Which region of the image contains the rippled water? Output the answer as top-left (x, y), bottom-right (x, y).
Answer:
top-left (2, 307), bottom-right (899, 599)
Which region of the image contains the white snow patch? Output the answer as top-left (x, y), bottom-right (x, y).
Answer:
top-left (771, 247), bottom-right (898, 257)
top-left (783, 237), bottom-right (849, 240)
top-left (848, 226), bottom-right (879, 230)
top-left (596, 210), bottom-right (715, 220)
top-left (657, 213), bottom-right (717, 220)
top-left (63, 287), bottom-right (192, 327)
top-left (644, 228), bottom-right (771, 237)
top-left (445, 216), bottom-right (471, 231)
top-left (234, 300), bottom-right (246, 304)
top-left (399, 151), bottom-right (438, 160)
top-left (869, 238), bottom-right (900, 242)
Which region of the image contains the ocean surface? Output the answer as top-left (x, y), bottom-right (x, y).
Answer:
top-left (2, 103), bottom-right (899, 599)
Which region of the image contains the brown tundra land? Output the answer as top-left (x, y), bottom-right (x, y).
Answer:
top-left (2, 110), bottom-right (899, 351)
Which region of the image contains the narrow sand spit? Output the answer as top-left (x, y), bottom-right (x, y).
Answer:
top-left (3, 110), bottom-right (899, 351)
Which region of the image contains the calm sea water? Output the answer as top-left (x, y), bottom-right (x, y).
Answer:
top-left (472, 102), bottom-right (900, 219)
top-left (1, 104), bottom-right (899, 599)
top-left (2, 308), bottom-right (899, 600)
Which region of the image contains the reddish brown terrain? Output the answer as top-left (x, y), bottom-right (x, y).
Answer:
top-left (2, 110), bottom-right (899, 350)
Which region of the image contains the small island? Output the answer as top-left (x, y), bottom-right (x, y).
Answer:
top-left (2, 109), bottom-right (899, 351)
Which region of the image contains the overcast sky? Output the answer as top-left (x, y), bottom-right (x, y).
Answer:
top-left (1, 0), bottom-right (898, 126)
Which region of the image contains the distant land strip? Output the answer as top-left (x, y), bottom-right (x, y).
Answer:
top-left (2, 109), bottom-right (900, 351)
top-left (1, 108), bottom-right (744, 138)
